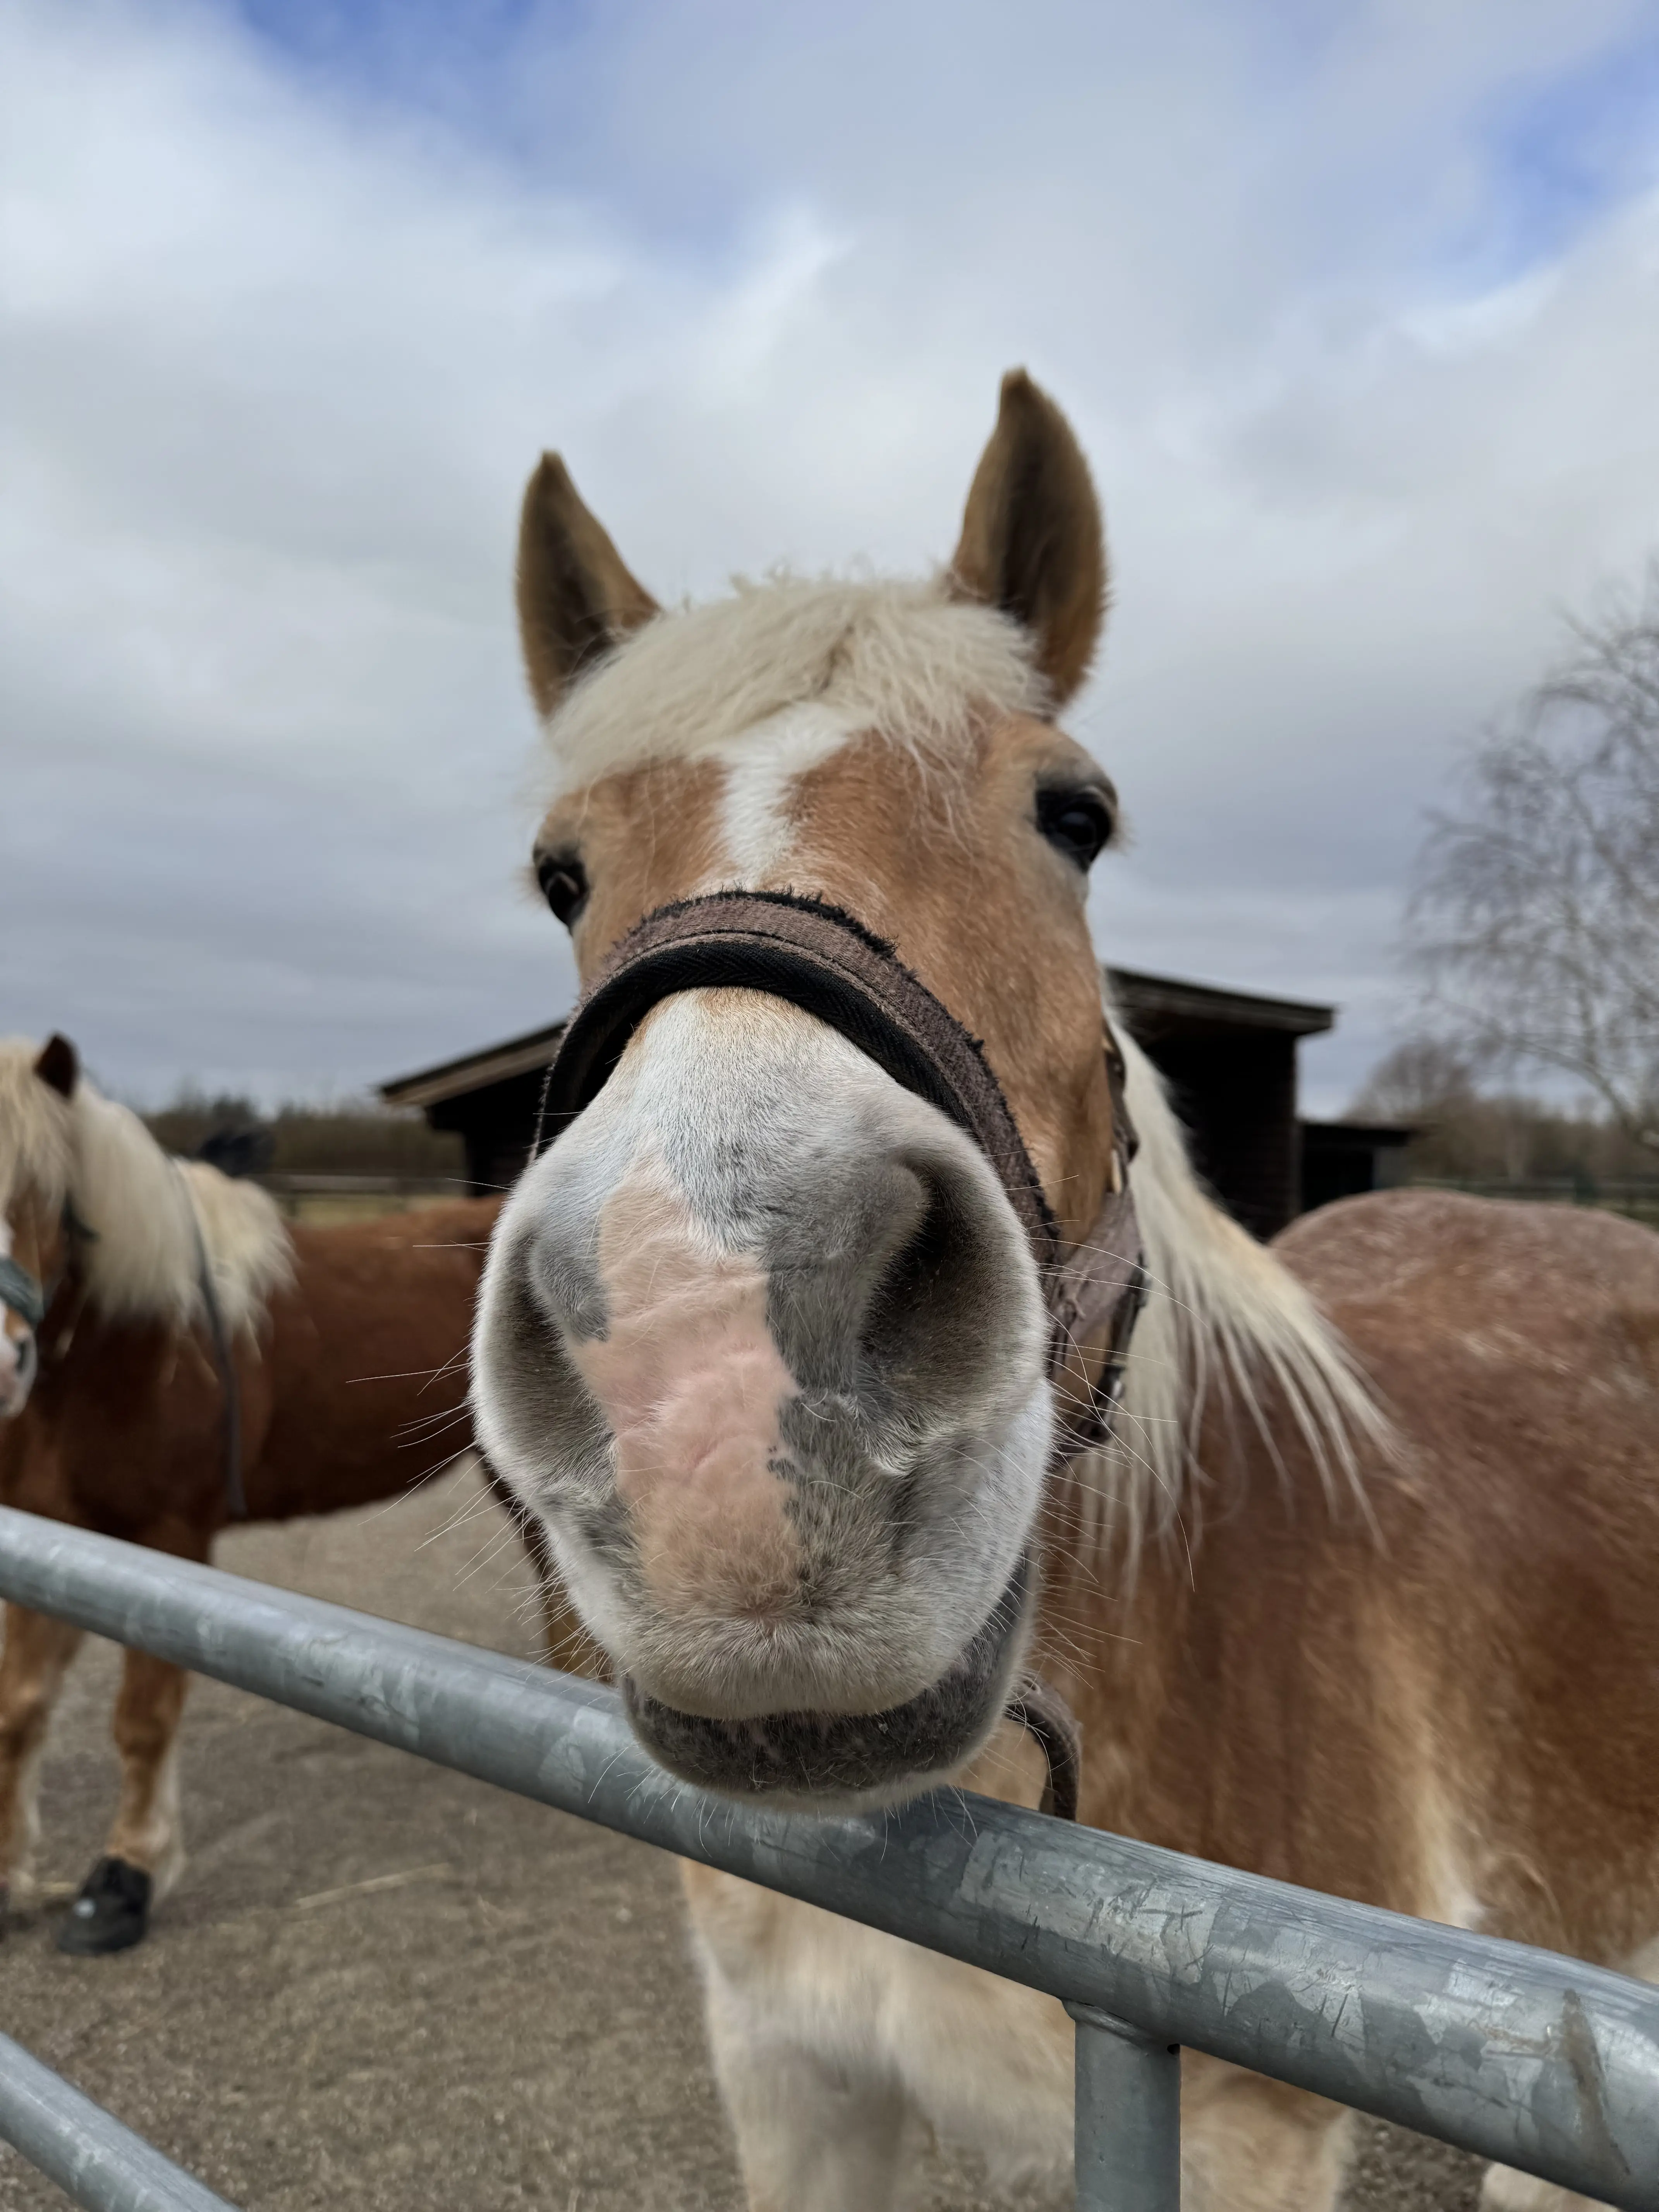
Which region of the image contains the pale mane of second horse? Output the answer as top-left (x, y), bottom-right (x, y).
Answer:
top-left (0, 1036), bottom-right (510, 1953)
top-left (473, 374), bottom-right (1659, 2212)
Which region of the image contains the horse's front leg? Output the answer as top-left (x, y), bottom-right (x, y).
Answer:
top-left (1180, 2055), bottom-right (1354, 2212)
top-left (684, 1860), bottom-right (912, 2212)
top-left (57, 1644), bottom-right (191, 1955)
top-left (0, 1601), bottom-right (84, 1915)
top-left (702, 1971), bottom-right (910, 2212)
top-left (58, 1513), bottom-right (208, 1957)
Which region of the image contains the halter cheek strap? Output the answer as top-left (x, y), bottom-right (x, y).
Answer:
top-left (0, 1255), bottom-right (46, 1332)
top-left (1046, 1029), bottom-right (1147, 1459)
top-left (1, 1197), bottom-right (102, 1336)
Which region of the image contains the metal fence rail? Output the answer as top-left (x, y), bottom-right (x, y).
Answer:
top-left (0, 2032), bottom-right (238, 2212)
top-left (2, 1506), bottom-right (1656, 2212)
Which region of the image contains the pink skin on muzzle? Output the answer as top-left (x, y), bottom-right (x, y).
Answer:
top-left (570, 1166), bottom-right (806, 1626)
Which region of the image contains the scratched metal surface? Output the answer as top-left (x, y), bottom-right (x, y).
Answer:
top-left (0, 2032), bottom-right (237, 2212)
top-left (1, 1505), bottom-right (1655, 2210)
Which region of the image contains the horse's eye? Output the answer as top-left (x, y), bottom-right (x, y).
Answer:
top-left (536, 852), bottom-right (589, 927)
top-left (1036, 788), bottom-right (1114, 870)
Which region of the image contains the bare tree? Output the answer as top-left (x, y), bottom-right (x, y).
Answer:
top-left (1349, 1037), bottom-right (1479, 1124)
top-left (1405, 567), bottom-right (1659, 1152)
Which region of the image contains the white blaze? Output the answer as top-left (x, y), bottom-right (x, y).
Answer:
top-left (712, 702), bottom-right (862, 881)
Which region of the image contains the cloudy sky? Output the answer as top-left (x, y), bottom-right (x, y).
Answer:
top-left (4, 0), bottom-right (1657, 1113)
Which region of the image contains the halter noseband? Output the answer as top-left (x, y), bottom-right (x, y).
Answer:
top-left (537, 888), bottom-right (1147, 1467)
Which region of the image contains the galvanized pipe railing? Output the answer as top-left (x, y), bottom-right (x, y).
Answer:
top-left (0, 2031), bottom-right (237, 2212)
top-left (2, 1507), bottom-right (1656, 2212)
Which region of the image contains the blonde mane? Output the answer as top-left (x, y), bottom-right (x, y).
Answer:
top-left (543, 574), bottom-right (1046, 790)
top-left (0, 1040), bottom-right (292, 1338)
top-left (1080, 1011), bottom-right (1393, 1563)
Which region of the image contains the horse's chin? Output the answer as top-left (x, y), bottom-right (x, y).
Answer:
top-left (621, 1552), bottom-right (1034, 1810)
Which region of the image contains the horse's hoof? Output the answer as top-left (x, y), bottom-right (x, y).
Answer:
top-left (55, 1856), bottom-right (152, 1956)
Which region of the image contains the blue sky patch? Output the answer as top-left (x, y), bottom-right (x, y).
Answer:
top-left (1467, 22), bottom-right (1659, 277)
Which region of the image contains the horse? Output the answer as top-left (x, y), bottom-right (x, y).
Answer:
top-left (0, 1031), bottom-right (534, 1954)
top-left (469, 372), bottom-right (1659, 2212)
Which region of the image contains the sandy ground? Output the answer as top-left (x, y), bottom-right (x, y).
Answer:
top-left (0, 1465), bottom-right (1485, 2212)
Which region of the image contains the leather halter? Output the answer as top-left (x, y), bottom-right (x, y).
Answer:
top-left (0, 1255), bottom-right (46, 1332)
top-left (538, 889), bottom-right (1147, 1460)
top-left (1010, 1671), bottom-right (1087, 1824)
top-left (0, 1197), bottom-right (99, 1336)
top-left (538, 890), bottom-right (1147, 1827)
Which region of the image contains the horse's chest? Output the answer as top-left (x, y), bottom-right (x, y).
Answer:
top-left (682, 1865), bottom-right (1072, 2178)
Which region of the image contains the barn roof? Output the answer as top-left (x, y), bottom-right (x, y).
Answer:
top-left (380, 969), bottom-right (1334, 1111)
top-left (382, 1024), bottom-right (568, 1111)
top-left (1108, 969), bottom-right (1333, 1044)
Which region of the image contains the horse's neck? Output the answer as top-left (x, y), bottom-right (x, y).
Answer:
top-left (1034, 1403), bottom-right (1379, 1823)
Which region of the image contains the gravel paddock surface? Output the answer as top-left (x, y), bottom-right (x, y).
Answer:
top-left (0, 1466), bottom-right (1483, 2211)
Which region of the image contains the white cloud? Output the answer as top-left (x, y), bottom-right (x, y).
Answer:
top-left (2, 0), bottom-right (1655, 1113)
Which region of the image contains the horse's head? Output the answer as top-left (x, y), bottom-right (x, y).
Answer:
top-left (0, 1036), bottom-right (79, 1418)
top-left (474, 373), bottom-right (1130, 1806)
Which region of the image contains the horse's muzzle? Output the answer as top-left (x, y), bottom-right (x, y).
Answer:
top-left (620, 1552), bottom-right (1034, 1809)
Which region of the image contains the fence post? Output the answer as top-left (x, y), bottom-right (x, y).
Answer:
top-left (1066, 2002), bottom-right (1180, 2212)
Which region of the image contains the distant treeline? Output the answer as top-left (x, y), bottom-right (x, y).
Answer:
top-left (145, 1078), bottom-right (1659, 1200)
top-left (146, 1093), bottom-right (464, 1181)
top-left (1393, 1102), bottom-right (1657, 1188)
top-left (1351, 1042), bottom-right (1658, 1191)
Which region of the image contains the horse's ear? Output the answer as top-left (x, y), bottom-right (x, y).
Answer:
top-left (950, 369), bottom-right (1107, 708)
top-left (34, 1034), bottom-right (79, 1099)
top-left (516, 454), bottom-right (659, 719)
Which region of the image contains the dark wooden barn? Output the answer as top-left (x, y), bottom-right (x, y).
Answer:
top-left (385, 1024), bottom-right (569, 1205)
top-left (1109, 969), bottom-right (1328, 1240)
top-left (382, 969), bottom-right (1408, 1241)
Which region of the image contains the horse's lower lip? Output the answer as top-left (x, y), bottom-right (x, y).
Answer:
top-left (621, 1553), bottom-right (1034, 1808)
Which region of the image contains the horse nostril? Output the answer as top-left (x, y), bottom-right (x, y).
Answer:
top-left (831, 1147), bottom-right (1026, 1421)
top-left (862, 1175), bottom-right (958, 1350)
